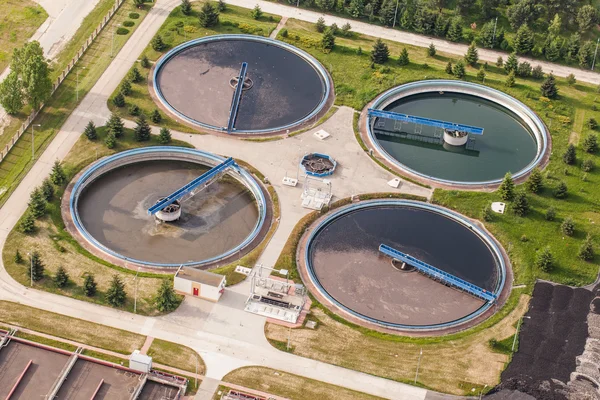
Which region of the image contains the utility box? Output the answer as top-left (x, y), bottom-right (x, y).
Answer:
top-left (129, 350), bottom-right (152, 373)
top-left (174, 266), bottom-right (226, 302)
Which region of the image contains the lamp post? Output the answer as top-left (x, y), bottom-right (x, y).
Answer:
top-left (392, 0), bottom-right (400, 28)
top-left (31, 124), bottom-right (41, 160)
top-left (491, 17), bottom-right (498, 48)
top-left (111, 24), bottom-right (121, 58)
top-left (76, 67), bottom-right (86, 102)
top-left (511, 316), bottom-right (531, 352)
top-left (27, 252), bottom-right (33, 287)
top-left (133, 267), bottom-right (140, 314)
top-left (592, 38), bottom-right (600, 71)
top-left (414, 348), bottom-right (423, 384)
top-left (479, 385), bottom-right (488, 400)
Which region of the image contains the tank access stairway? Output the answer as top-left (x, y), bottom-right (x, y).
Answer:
top-left (147, 157), bottom-right (240, 215)
top-left (367, 108), bottom-right (485, 136)
top-left (378, 244), bottom-right (496, 303)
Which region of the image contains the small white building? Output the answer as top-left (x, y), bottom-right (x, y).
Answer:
top-left (129, 350), bottom-right (152, 373)
top-left (174, 267), bottom-right (226, 302)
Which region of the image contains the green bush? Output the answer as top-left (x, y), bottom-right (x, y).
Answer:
top-left (280, 28), bottom-right (288, 38)
top-left (561, 217), bottom-right (575, 236)
top-left (535, 247), bottom-right (554, 272)
top-left (545, 207), bottom-right (556, 221)
top-left (582, 159), bottom-right (595, 172)
top-left (116, 27), bottom-right (130, 35)
top-left (123, 20), bottom-right (135, 27)
top-left (129, 12), bottom-right (140, 19)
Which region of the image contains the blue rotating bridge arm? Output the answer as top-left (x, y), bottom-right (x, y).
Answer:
top-left (378, 244), bottom-right (496, 303)
top-left (148, 157), bottom-right (239, 215)
top-left (226, 62), bottom-right (248, 134)
top-left (368, 108), bottom-right (484, 135)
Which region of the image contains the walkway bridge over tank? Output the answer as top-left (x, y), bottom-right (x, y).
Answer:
top-left (368, 108), bottom-right (484, 136)
top-left (148, 157), bottom-right (240, 215)
top-left (379, 244), bottom-right (496, 303)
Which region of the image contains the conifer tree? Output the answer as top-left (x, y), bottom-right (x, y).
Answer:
top-left (498, 172), bottom-right (515, 201)
top-left (84, 120), bottom-right (97, 140)
top-left (371, 39), bottom-right (390, 64)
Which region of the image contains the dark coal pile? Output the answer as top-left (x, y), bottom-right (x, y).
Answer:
top-left (487, 281), bottom-right (598, 400)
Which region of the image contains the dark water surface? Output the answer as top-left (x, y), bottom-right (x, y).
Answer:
top-left (374, 92), bottom-right (538, 182)
top-left (78, 160), bottom-right (259, 265)
top-left (156, 39), bottom-right (326, 131)
top-left (307, 205), bottom-right (499, 326)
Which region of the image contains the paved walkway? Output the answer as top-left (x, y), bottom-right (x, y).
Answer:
top-left (227, 0), bottom-right (600, 85)
top-left (0, 0), bottom-right (431, 399)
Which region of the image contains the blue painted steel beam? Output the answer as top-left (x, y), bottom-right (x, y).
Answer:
top-left (379, 244), bottom-right (496, 302)
top-left (148, 157), bottom-right (238, 215)
top-left (368, 108), bottom-right (484, 135)
top-left (226, 62), bottom-right (248, 133)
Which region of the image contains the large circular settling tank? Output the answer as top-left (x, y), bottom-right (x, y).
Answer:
top-left (153, 35), bottom-right (331, 134)
top-left (69, 147), bottom-right (267, 268)
top-left (305, 200), bottom-right (506, 331)
top-left (367, 81), bottom-right (548, 185)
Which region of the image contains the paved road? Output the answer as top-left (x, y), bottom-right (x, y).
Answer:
top-left (226, 0), bottom-right (600, 85)
top-left (0, 0), bottom-right (434, 399)
top-left (0, 0), bottom-right (102, 123)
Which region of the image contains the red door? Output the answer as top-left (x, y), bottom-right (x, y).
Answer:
top-left (193, 287), bottom-right (199, 296)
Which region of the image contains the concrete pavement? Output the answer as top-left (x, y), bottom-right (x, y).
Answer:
top-left (0, 0), bottom-right (432, 399)
top-left (225, 0), bottom-right (600, 85)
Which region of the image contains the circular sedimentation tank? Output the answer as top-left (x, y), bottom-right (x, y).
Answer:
top-left (366, 80), bottom-right (549, 186)
top-left (68, 147), bottom-right (268, 269)
top-left (303, 200), bottom-right (507, 332)
top-left (153, 34), bottom-right (332, 134)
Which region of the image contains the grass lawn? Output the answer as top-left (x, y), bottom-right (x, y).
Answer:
top-left (0, 300), bottom-right (146, 353)
top-left (0, 0), bottom-right (152, 208)
top-left (222, 367), bottom-right (387, 400)
top-left (279, 19), bottom-right (600, 287)
top-left (266, 294), bottom-right (528, 395)
top-left (107, 2), bottom-right (281, 132)
top-left (2, 127), bottom-right (192, 316)
top-left (0, 0), bottom-right (48, 72)
top-left (147, 338), bottom-right (206, 375)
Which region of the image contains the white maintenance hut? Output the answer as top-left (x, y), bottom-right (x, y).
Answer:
top-left (129, 350), bottom-right (152, 373)
top-left (174, 266), bottom-right (226, 302)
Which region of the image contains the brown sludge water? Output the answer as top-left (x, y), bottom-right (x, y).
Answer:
top-left (78, 160), bottom-right (258, 265)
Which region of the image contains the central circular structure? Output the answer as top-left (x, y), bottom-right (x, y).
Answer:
top-left (303, 200), bottom-right (507, 332)
top-left (300, 153), bottom-right (337, 177)
top-left (68, 147), bottom-right (268, 268)
top-left (153, 35), bottom-right (331, 134)
top-left (366, 80), bottom-right (549, 186)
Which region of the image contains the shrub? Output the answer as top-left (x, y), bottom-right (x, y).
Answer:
top-left (28, 251), bottom-right (45, 282)
top-left (280, 28), bottom-right (288, 38)
top-left (482, 203), bottom-right (493, 222)
top-left (116, 27), bottom-right (130, 35)
top-left (579, 234), bottom-right (595, 261)
top-left (477, 66), bottom-right (485, 82)
top-left (106, 275), bottom-right (126, 307)
top-left (512, 191), bottom-right (529, 217)
top-left (582, 159), bottom-right (595, 172)
top-left (498, 172), bottom-right (515, 201)
top-left (427, 43), bottom-right (436, 57)
top-left (586, 118), bottom-right (598, 130)
top-left (50, 160), bottom-right (66, 185)
top-left (464, 42), bottom-right (478, 66)
top-left (566, 74), bottom-right (576, 85)
top-left (553, 181), bottom-right (568, 199)
top-left (199, 2), bottom-right (220, 27)
top-left (54, 266), bottom-right (69, 288)
top-left (535, 247), bottom-right (554, 272)
top-left (134, 114), bottom-right (151, 141)
top-left (505, 71), bottom-right (515, 87)
top-left (397, 48), bottom-right (410, 66)
top-left (371, 39), bottom-right (389, 64)
top-left (181, 0), bottom-right (192, 15)
top-left (112, 93), bottom-right (125, 107)
top-left (561, 217), bottom-right (575, 236)
top-left (158, 127), bottom-right (172, 144)
top-left (582, 134), bottom-right (598, 153)
top-left (525, 167), bottom-right (543, 193)
top-left (218, 0), bottom-right (227, 11)
top-left (120, 80), bottom-right (132, 96)
top-left (155, 280), bottom-right (180, 312)
top-left (129, 67), bottom-right (143, 83)
top-left (532, 65), bottom-right (544, 79)
top-left (20, 212), bottom-right (35, 234)
top-left (517, 62), bottom-right (532, 77)
top-left (14, 250), bottom-right (23, 264)
top-left (151, 34), bottom-right (166, 52)
top-left (129, 12), bottom-right (140, 19)
top-left (128, 104), bottom-right (141, 116)
top-left (41, 178), bottom-right (54, 201)
top-left (123, 20), bottom-right (135, 27)
top-left (250, 4), bottom-right (263, 19)
top-left (452, 60), bottom-right (466, 79)
top-left (151, 108), bottom-right (162, 123)
top-left (140, 55), bottom-right (150, 68)
top-left (563, 144), bottom-right (576, 165)
top-left (496, 56), bottom-right (503, 67)
top-left (545, 207), bottom-right (556, 221)
top-left (105, 132), bottom-right (116, 149)
top-left (321, 28), bottom-right (335, 52)
top-left (541, 74), bottom-right (558, 99)
top-left (83, 273), bottom-right (97, 297)
top-left (341, 23), bottom-right (352, 36)
top-left (445, 62), bottom-right (453, 74)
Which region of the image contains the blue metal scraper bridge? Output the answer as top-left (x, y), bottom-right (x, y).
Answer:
top-left (148, 157), bottom-right (239, 215)
top-left (226, 62), bottom-right (248, 134)
top-left (379, 244), bottom-right (496, 303)
top-left (368, 108), bottom-right (484, 135)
